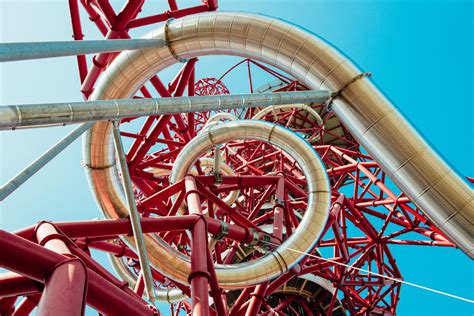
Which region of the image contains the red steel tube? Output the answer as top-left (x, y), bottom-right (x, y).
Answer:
top-left (79, 0), bottom-right (108, 35)
top-left (15, 216), bottom-right (275, 248)
top-left (0, 296), bottom-right (16, 316)
top-left (206, 251), bottom-right (226, 316)
top-left (185, 176), bottom-right (210, 316)
top-left (134, 272), bottom-right (145, 296)
top-left (37, 258), bottom-right (87, 316)
top-left (12, 294), bottom-right (41, 316)
top-left (127, 5), bottom-right (210, 28)
top-left (95, 0), bottom-right (117, 24)
top-left (68, 0), bottom-right (88, 84)
top-left (228, 287), bottom-right (252, 316)
top-left (34, 222), bottom-right (86, 316)
top-left (0, 230), bottom-right (153, 315)
top-left (246, 176), bottom-right (285, 316)
top-left (36, 222), bottom-right (145, 304)
top-left (0, 272), bottom-right (43, 297)
top-left (15, 216), bottom-right (195, 240)
top-left (206, 0), bottom-right (218, 11)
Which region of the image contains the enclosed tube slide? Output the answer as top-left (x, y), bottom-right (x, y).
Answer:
top-left (86, 117), bottom-right (330, 288)
top-left (84, 11), bottom-right (473, 293)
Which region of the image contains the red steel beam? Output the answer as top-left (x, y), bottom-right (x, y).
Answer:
top-left (68, 0), bottom-right (88, 85)
top-left (0, 296), bottom-right (16, 316)
top-left (185, 176), bottom-right (211, 316)
top-left (0, 272), bottom-right (43, 298)
top-left (13, 294), bottom-right (41, 316)
top-left (0, 230), bottom-right (153, 315)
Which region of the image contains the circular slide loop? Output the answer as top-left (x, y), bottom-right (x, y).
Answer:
top-left (84, 11), bottom-right (347, 288)
top-left (170, 119), bottom-right (330, 286)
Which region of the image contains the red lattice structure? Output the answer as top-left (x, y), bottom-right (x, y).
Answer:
top-left (0, 1), bottom-right (469, 316)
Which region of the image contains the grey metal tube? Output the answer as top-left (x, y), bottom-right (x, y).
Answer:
top-left (0, 90), bottom-right (331, 130)
top-left (111, 121), bottom-right (157, 302)
top-left (0, 39), bottom-right (166, 62)
top-left (0, 122), bottom-right (92, 201)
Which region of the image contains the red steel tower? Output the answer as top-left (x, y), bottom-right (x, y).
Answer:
top-left (0, 1), bottom-right (472, 315)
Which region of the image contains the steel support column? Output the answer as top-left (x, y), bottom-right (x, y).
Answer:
top-left (0, 123), bottom-right (92, 201)
top-left (185, 176), bottom-right (211, 316)
top-left (112, 121), bottom-right (157, 302)
top-left (246, 175), bottom-right (285, 316)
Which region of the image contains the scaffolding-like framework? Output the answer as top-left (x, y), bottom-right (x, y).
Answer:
top-left (0, 1), bottom-right (472, 315)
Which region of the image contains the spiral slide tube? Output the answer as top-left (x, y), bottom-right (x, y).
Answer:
top-left (83, 11), bottom-right (473, 295)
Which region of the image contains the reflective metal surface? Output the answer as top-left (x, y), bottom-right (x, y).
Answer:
top-left (84, 11), bottom-right (473, 295)
top-left (0, 90), bottom-right (330, 130)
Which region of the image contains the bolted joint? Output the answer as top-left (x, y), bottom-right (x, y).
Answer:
top-left (274, 198), bottom-right (285, 207)
top-left (247, 228), bottom-right (260, 247)
top-left (255, 233), bottom-right (273, 254)
top-left (147, 304), bottom-right (161, 316)
top-left (191, 213), bottom-right (208, 228)
top-left (212, 171), bottom-right (223, 184)
top-left (213, 221), bottom-right (229, 240)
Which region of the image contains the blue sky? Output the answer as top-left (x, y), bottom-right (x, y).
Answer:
top-left (0, 0), bottom-right (472, 315)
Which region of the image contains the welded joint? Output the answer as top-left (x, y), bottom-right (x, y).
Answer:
top-left (37, 233), bottom-right (71, 248)
top-left (42, 255), bottom-right (88, 315)
top-left (184, 188), bottom-right (202, 201)
top-left (187, 270), bottom-right (211, 284)
top-left (267, 123), bottom-right (277, 144)
top-left (34, 221), bottom-right (68, 245)
top-left (255, 233), bottom-right (273, 254)
top-left (249, 292), bottom-right (265, 300)
top-left (269, 249), bottom-right (289, 275)
top-left (81, 160), bottom-right (116, 170)
top-left (113, 242), bottom-right (128, 258)
top-left (325, 72), bottom-right (372, 111)
top-left (274, 198), bottom-right (285, 207)
top-left (12, 105), bottom-right (22, 129)
top-left (191, 213), bottom-right (209, 231)
top-left (164, 19), bottom-right (188, 63)
top-left (207, 126), bottom-right (217, 145)
top-left (212, 171), bottom-right (223, 184)
top-left (44, 256), bottom-right (87, 284)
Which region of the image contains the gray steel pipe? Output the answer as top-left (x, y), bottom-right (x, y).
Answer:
top-left (111, 121), bottom-right (157, 302)
top-left (0, 39), bottom-right (166, 62)
top-left (0, 90), bottom-right (331, 130)
top-left (0, 123), bottom-right (92, 201)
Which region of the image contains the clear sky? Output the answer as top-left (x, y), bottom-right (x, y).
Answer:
top-left (0, 0), bottom-right (473, 315)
